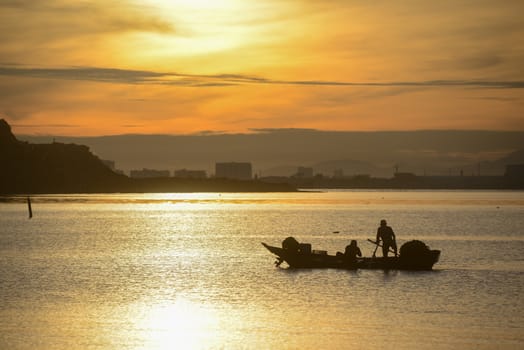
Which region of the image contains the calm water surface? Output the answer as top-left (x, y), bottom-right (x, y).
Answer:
top-left (1, 190), bottom-right (523, 349)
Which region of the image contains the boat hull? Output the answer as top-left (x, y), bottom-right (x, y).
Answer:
top-left (262, 243), bottom-right (440, 271)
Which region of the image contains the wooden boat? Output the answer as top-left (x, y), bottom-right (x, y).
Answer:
top-left (262, 239), bottom-right (441, 270)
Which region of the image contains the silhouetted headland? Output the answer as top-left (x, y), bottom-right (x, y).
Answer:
top-left (0, 119), bottom-right (296, 194)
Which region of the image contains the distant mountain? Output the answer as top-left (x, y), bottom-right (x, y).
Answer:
top-left (18, 129), bottom-right (524, 177)
top-left (261, 165), bottom-right (300, 177)
top-left (310, 159), bottom-right (391, 178)
top-left (262, 159), bottom-right (390, 178)
top-left (499, 148), bottom-right (524, 164)
top-left (468, 148), bottom-right (524, 176)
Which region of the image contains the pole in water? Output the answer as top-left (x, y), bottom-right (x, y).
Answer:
top-left (27, 196), bottom-right (33, 219)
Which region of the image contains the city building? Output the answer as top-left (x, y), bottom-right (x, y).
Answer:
top-left (505, 164), bottom-right (524, 187)
top-left (173, 169), bottom-right (207, 179)
top-left (295, 166), bottom-right (314, 178)
top-left (505, 164), bottom-right (524, 178)
top-left (215, 162), bottom-right (252, 180)
top-left (130, 168), bottom-right (170, 178)
top-left (393, 172), bottom-right (417, 180)
top-left (333, 168), bottom-right (344, 178)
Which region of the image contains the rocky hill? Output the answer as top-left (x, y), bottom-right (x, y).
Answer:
top-left (0, 119), bottom-right (129, 194)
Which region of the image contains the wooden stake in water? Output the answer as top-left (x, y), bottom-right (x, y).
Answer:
top-left (27, 196), bottom-right (33, 219)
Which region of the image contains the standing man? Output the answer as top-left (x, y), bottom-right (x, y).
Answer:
top-left (376, 219), bottom-right (398, 257)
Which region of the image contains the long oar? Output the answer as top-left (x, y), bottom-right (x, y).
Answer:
top-left (368, 239), bottom-right (396, 257)
top-left (370, 239), bottom-right (379, 258)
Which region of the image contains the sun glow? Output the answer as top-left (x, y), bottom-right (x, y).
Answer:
top-left (128, 0), bottom-right (278, 67)
top-left (161, 0), bottom-right (241, 10)
top-left (138, 0), bottom-right (253, 57)
top-left (135, 298), bottom-right (220, 349)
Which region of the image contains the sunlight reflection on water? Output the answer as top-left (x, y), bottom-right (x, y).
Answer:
top-left (130, 297), bottom-right (220, 350)
top-left (5, 190), bottom-right (524, 207)
top-left (1, 190), bottom-right (523, 349)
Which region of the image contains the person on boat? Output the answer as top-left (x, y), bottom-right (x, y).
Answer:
top-left (344, 240), bottom-right (362, 264)
top-left (376, 219), bottom-right (398, 257)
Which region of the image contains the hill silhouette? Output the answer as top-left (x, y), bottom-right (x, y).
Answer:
top-left (0, 119), bottom-right (130, 194)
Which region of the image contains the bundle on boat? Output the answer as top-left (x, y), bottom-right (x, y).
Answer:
top-left (262, 237), bottom-right (440, 270)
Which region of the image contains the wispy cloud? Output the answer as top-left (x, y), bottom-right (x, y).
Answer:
top-left (0, 67), bottom-right (165, 84)
top-left (0, 0), bottom-right (174, 34)
top-left (0, 0), bottom-right (175, 67)
top-left (11, 123), bottom-right (81, 128)
top-left (1, 66), bottom-right (523, 89)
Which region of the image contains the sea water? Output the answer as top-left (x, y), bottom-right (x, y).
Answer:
top-left (1, 190), bottom-right (523, 349)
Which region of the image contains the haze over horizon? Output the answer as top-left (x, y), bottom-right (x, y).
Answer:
top-left (1, 1), bottom-right (523, 136)
top-left (18, 129), bottom-right (524, 178)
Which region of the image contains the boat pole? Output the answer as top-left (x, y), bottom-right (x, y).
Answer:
top-left (368, 239), bottom-right (396, 257)
top-left (371, 241), bottom-right (379, 258)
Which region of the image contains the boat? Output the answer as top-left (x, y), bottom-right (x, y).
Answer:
top-left (262, 238), bottom-right (441, 270)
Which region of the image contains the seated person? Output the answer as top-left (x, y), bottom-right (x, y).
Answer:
top-left (344, 240), bottom-right (362, 263)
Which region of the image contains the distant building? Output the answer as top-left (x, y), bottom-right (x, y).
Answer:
top-left (505, 164), bottom-right (524, 187)
top-left (215, 162), bottom-right (252, 180)
top-left (505, 164), bottom-right (524, 178)
top-left (173, 169), bottom-right (207, 179)
top-left (394, 172), bottom-right (417, 179)
top-left (333, 168), bottom-right (344, 178)
top-left (295, 166), bottom-right (314, 178)
top-left (130, 168), bottom-right (170, 178)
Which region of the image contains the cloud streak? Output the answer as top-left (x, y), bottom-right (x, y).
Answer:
top-left (1, 66), bottom-right (523, 89)
top-left (0, 0), bottom-right (174, 34)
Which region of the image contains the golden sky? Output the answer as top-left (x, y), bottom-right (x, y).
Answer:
top-left (1, 0), bottom-right (523, 136)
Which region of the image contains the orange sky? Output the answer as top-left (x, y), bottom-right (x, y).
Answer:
top-left (1, 0), bottom-right (523, 136)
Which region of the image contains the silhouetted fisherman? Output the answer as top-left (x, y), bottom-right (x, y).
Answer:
top-left (376, 219), bottom-right (397, 257)
top-left (344, 240), bottom-right (362, 264)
